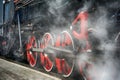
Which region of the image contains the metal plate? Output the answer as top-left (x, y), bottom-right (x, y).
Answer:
top-left (4, 0), bottom-right (14, 24)
top-left (0, 0), bottom-right (3, 26)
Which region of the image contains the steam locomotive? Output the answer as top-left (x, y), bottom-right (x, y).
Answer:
top-left (0, 0), bottom-right (120, 80)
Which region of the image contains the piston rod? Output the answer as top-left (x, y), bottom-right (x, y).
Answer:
top-left (17, 14), bottom-right (22, 51)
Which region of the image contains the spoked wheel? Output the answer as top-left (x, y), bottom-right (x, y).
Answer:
top-left (40, 33), bottom-right (54, 72)
top-left (26, 36), bottom-right (37, 67)
top-left (79, 28), bottom-right (97, 80)
top-left (60, 31), bottom-right (75, 77)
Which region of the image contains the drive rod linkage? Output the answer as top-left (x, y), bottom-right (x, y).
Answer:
top-left (31, 46), bottom-right (75, 58)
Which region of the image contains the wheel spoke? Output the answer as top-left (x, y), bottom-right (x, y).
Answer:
top-left (44, 56), bottom-right (53, 71)
top-left (62, 59), bottom-right (72, 75)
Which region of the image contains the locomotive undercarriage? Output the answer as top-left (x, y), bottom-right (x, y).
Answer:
top-left (0, 12), bottom-right (119, 80)
top-left (0, 0), bottom-right (120, 80)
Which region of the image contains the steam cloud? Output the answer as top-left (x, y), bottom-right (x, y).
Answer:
top-left (77, 1), bottom-right (120, 80)
top-left (39, 0), bottom-right (120, 80)
top-left (44, 0), bottom-right (120, 79)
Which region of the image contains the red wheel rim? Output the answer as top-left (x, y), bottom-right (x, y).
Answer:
top-left (40, 33), bottom-right (54, 72)
top-left (26, 36), bottom-right (37, 67)
top-left (60, 31), bottom-right (75, 77)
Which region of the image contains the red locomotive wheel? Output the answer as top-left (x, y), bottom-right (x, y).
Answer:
top-left (26, 36), bottom-right (37, 67)
top-left (79, 28), bottom-right (97, 80)
top-left (60, 31), bottom-right (75, 77)
top-left (40, 33), bottom-right (54, 72)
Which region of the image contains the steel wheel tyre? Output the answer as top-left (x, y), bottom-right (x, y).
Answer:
top-left (60, 31), bottom-right (75, 77)
top-left (26, 36), bottom-right (37, 67)
top-left (115, 32), bottom-right (120, 44)
top-left (40, 33), bottom-right (54, 72)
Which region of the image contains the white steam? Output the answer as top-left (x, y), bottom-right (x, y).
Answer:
top-left (45, 1), bottom-right (119, 80)
top-left (77, 2), bottom-right (120, 80)
top-left (46, 0), bottom-right (72, 33)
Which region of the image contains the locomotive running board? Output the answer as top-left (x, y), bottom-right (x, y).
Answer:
top-left (32, 46), bottom-right (75, 59)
